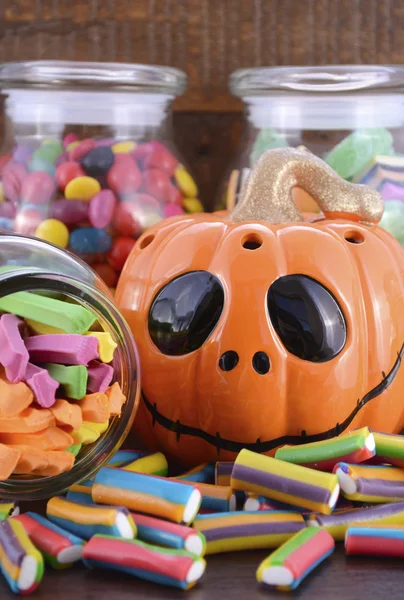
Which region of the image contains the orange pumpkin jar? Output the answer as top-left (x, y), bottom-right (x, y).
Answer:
top-left (116, 148), bottom-right (404, 467)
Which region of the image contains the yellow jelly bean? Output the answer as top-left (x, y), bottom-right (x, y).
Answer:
top-left (72, 425), bottom-right (100, 445)
top-left (26, 319), bottom-right (65, 335)
top-left (83, 421), bottom-right (109, 435)
top-left (66, 141), bottom-right (80, 152)
top-left (85, 332), bottom-right (117, 363)
top-left (65, 176), bottom-right (101, 201)
top-left (175, 166), bottom-right (198, 197)
top-left (35, 219), bottom-right (69, 248)
top-left (111, 141), bottom-right (137, 154)
top-left (183, 197), bottom-right (204, 213)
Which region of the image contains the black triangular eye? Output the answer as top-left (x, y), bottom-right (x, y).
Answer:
top-left (148, 271), bottom-right (224, 355)
top-left (267, 275), bottom-right (346, 362)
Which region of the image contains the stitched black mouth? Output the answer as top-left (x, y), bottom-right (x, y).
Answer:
top-left (143, 343), bottom-right (404, 454)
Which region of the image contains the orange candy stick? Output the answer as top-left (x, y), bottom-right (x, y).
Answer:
top-left (106, 383), bottom-right (126, 417)
top-left (50, 400), bottom-right (82, 430)
top-left (0, 426), bottom-right (73, 450)
top-left (0, 444), bottom-right (21, 480)
top-left (10, 445), bottom-right (49, 475)
top-left (0, 374), bottom-right (33, 418)
top-left (0, 407), bottom-right (55, 433)
top-left (80, 393), bottom-right (109, 423)
top-left (33, 451), bottom-right (75, 477)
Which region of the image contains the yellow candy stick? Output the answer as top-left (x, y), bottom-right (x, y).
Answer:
top-left (85, 332), bottom-right (117, 363)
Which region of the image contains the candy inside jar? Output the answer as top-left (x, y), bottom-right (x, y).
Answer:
top-left (0, 62), bottom-right (203, 285)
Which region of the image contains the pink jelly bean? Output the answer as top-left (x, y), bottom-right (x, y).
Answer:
top-left (164, 204), bottom-right (184, 218)
top-left (3, 162), bottom-right (27, 204)
top-left (23, 362), bottom-right (59, 408)
top-left (113, 202), bottom-right (142, 237)
top-left (89, 190), bottom-right (117, 229)
top-left (25, 334), bottom-right (98, 365)
top-left (20, 171), bottom-right (56, 205)
top-left (132, 141), bottom-right (167, 163)
top-left (87, 361), bottom-right (114, 393)
top-left (143, 148), bottom-right (179, 176)
top-left (55, 161), bottom-right (85, 191)
top-left (50, 199), bottom-right (89, 224)
top-left (141, 168), bottom-right (172, 201)
top-left (63, 133), bottom-right (79, 148)
top-left (96, 138), bottom-right (115, 147)
top-left (166, 184), bottom-right (183, 206)
top-left (0, 202), bottom-right (17, 219)
top-left (0, 315), bottom-right (29, 383)
top-left (69, 138), bottom-right (97, 162)
top-left (107, 160), bottom-right (142, 195)
top-left (14, 209), bottom-right (43, 235)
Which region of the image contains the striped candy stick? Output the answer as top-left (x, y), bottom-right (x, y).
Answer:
top-left (345, 524), bottom-right (404, 557)
top-left (131, 513), bottom-right (206, 556)
top-left (334, 462), bottom-right (404, 502)
top-left (0, 519), bottom-right (44, 594)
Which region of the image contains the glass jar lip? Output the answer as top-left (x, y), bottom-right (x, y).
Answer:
top-left (230, 65), bottom-right (404, 96)
top-left (0, 60), bottom-right (187, 95)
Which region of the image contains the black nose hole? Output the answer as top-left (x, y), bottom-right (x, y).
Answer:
top-left (219, 351), bottom-right (239, 371)
top-left (242, 233), bottom-right (263, 250)
top-left (252, 351), bottom-right (270, 374)
top-left (344, 230), bottom-right (365, 244)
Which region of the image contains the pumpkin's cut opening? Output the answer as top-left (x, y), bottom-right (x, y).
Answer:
top-left (242, 233), bottom-right (263, 250)
top-left (139, 234), bottom-right (155, 249)
top-left (344, 230), bottom-right (365, 245)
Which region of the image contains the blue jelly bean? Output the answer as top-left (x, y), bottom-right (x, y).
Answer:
top-left (28, 156), bottom-right (56, 176)
top-left (69, 228), bottom-right (112, 254)
top-left (0, 218), bottom-right (14, 231)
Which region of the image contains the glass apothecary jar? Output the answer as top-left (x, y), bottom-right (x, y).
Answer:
top-left (219, 65), bottom-right (404, 244)
top-left (0, 61), bottom-right (202, 288)
top-left (0, 232), bottom-right (140, 500)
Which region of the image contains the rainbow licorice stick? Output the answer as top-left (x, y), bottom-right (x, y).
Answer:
top-left (312, 501), bottom-right (404, 541)
top-left (47, 496), bottom-right (137, 540)
top-left (106, 449), bottom-right (145, 467)
top-left (131, 513), bottom-right (206, 556)
top-left (193, 511), bottom-right (305, 555)
top-left (14, 512), bottom-right (84, 569)
top-left (275, 427), bottom-right (375, 471)
top-left (334, 462), bottom-right (404, 502)
top-left (243, 494), bottom-right (312, 514)
top-left (345, 524), bottom-right (404, 557)
top-left (231, 449), bottom-right (340, 515)
top-left (122, 451), bottom-right (168, 476)
top-left (256, 528), bottom-right (335, 591)
top-left (0, 502), bottom-right (19, 520)
top-left (83, 535), bottom-right (206, 590)
top-left (373, 432), bottom-right (404, 468)
top-left (215, 462), bottom-right (234, 486)
top-left (0, 519), bottom-right (44, 594)
top-left (176, 463), bottom-right (215, 484)
top-left (172, 481), bottom-right (236, 513)
top-left (66, 480), bottom-right (94, 505)
top-left (92, 467), bottom-right (202, 525)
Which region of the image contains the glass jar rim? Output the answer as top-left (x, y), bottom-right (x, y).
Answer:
top-left (0, 60), bottom-right (187, 95)
top-left (230, 65), bottom-right (404, 97)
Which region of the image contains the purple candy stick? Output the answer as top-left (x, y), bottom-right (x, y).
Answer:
top-left (87, 361), bottom-right (114, 393)
top-left (25, 334), bottom-right (99, 366)
top-left (23, 363), bottom-right (59, 408)
top-left (0, 314), bottom-right (29, 382)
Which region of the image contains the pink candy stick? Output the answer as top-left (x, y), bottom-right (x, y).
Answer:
top-left (25, 334), bottom-right (99, 366)
top-left (0, 314), bottom-right (29, 383)
top-left (23, 362), bottom-right (59, 408)
top-left (87, 361), bottom-right (114, 393)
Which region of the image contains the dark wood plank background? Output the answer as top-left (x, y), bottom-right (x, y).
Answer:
top-left (0, 0), bottom-right (402, 206)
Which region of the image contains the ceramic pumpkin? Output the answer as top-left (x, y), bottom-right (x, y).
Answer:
top-left (116, 148), bottom-right (404, 467)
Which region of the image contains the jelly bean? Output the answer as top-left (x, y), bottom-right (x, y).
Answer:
top-left (50, 199), bottom-right (89, 224)
top-left (66, 141), bottom-right (80, 152)
top-left (132, 141), bottom-right (166, 163)
top-left (0, 217), bottom-right (14, 231)
top-left (21, 171), bottom-right (56, 205)
top-left (35, 219), bottom-right (69, 248)
top-left (69, 139), bottom-right (97, 162)
top-left (164, 204), bottom-right (184, 218)
top-left (28, 156), bottom-right (56, 176)
top-left (33, 141), bottom-right (63, 163)
top-left (107, 160), bottom-right (141, 195)
top-left (183, 197), bottom-right (204, 213)
top-left (70, 228), bottom-right (112, 254)
top-left (12, 145), bottom-right (33, 164)
top-left (0, 202), bottom-right (16, 219)
top-left (96, 138), bottom-right (115, 147)
top-left (143, 147), bottom-right (179, 175)
top-left (55, 152), bottom-right (69, 167)
top-left (107, 237), bottom-right (136, 272)
top-left (112, 203), bottom-right (142, 237)
top-left (55, 161), bottom-right (85, 191)
top-left (65, 176), bottom-right (101, 201)
top-left (93, 263), bottom-right (118, 288)
top-left (3, 163), bottom-right (27, 205)
top-left (141, 168), bottom-right (171, 201)
top-left (14, 209), bottom-right (44, 235)
top-left (174, 166), bottom-right (198, 197)
top-left (80, 147), bottom-right (115, 177)
top-left (0, 154), bottom-right (12, 177)
top-left (166, 185), bottom-right (183, 206)
top-left (89, 190), bottom-right (116, 229)
top-left (111, 141), bottom-right (137, 154)
top-left (63, 133), bottom-right (79, 148)
top-left (0, 182), bottom-right (4, 203)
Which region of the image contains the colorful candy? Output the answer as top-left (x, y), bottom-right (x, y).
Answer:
top-left (122, 450), bottom-right (168, 476)
top-left (82, 534), bottom-right (206, 590)
top-left (256, 528), bottom-right (335, 591)
top-left (372, 431), bottom-right (404, 467)
top-left (0, 502), bottom-right (19, 520)
top-left (231, 449), bottom-right (340, 515)
top-left (66, 480), bottom-right (94, 504)
top-left (215, 462), bottom-right (233, 486)
top-left (334, 462), bottom-right (404, 502)
top-left (345, 524), bottom-right (404, 557)
top-left (92, 467), bottom-right (202, 525)
top-left (0, 519), bottom-right (44, 594)
top-left (177, 463), bottom-right (215, 484)
top-left (0, 314), bottom-right (29, 383)
top-left (131, 513), bottom-right (206, 556)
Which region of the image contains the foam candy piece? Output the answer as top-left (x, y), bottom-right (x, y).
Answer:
top-left (33, 451), bottom-right (75, 477)
top-left (87, 361), bottom-right (114, 393)
top-left (86, 332), bottom-right (117, 363)
top-left (83, 421), bottom-right (109, 436)
top-left (45, 363), bottom-right (88, 400)
top-left (23, 362), bottom-right (59, 408)
top-left (0, 314), bottom-right (29, 382)
top-left (80, 392), bottom-right (109, 423)
top-left (0, 407), bottom-right (55, 433)
top-left (0, 291), bottom-right (96, 334)
top-left (26, 319), bottom-right (64, 335)
top-left (0, 519), bottom-right (44, 594)
top-left (105, 382), bottom-right (126, 416)
top-left (25, 334), bottom-right (99, 365)
top-left (71, 424), bottom-right (100, 445)
top-left (49, 399), bottom-right (82, 430)
top-left (0, 373), bottom-right (33, 418)
top-left (11, 445), bottom-right (50, 474)
top-left (0, 426), bottom-right (74, 450)
top-left (0, 444), bottom-right (21, 480)
top-left (66, 443), bottom-right (82, 457)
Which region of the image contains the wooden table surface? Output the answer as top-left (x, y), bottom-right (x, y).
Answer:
top-left (0, 545), bottom-right (401, 600)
